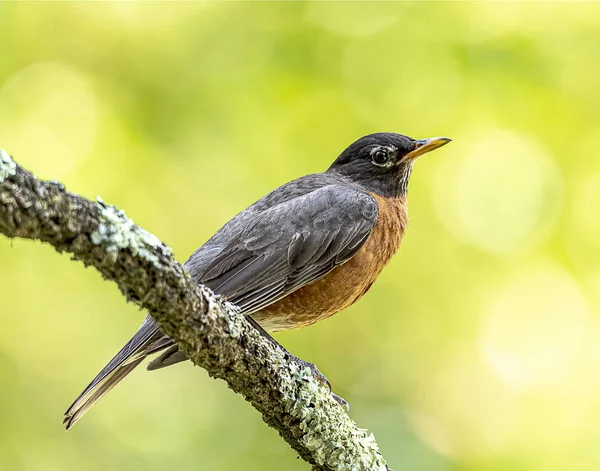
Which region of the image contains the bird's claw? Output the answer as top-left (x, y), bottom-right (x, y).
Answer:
top-left (331, 392), bottom-right (350, 411)
top-left (293, 359), bottom-right (350, 411)
top-left (296, 359), bottom-right (331, 389)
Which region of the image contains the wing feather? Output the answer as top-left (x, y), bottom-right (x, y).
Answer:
top-left (196, 185), bottom-right (378, 312)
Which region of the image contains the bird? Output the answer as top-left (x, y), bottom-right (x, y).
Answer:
top-left (63, 132), bottom-right (451, 429)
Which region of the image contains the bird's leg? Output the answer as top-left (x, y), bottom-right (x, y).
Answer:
top-left (246, 316), bottom-right (350, 411)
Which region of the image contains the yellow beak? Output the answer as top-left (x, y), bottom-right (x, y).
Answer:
top-left (401, 136), bottom-right (452, 163)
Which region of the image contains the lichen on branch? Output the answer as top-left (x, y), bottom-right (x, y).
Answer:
top-left (0, 150), bottom-right (17, 182)
top-left (91, 197), bottom-right (172, 267)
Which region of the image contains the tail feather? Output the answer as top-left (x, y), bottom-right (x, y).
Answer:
top-left (146, 345), bottom-right (188, 371)
top-left (63, 315), bottom-right (167, 430)
top-left (63, 357), bottom-right (145, 429)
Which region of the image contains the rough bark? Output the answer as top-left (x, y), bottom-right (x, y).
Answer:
top-left (0, 150), bottom-right (389, 471)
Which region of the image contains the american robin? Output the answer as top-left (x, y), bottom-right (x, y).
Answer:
top-left (64, 132), bottom-right (451, 429)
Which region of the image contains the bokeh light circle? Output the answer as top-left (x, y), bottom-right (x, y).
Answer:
top-left (433, 129), bottom-right (563, 254)
top-left (480, 263), bottom-right (590, 390)
top-left (566, 167), bottom-right (600, 308)
top-left (0, 62), bottom-right (98, 179)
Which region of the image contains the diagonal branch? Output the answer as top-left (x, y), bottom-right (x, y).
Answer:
top-left (0, 150), bottom-right (389, 471)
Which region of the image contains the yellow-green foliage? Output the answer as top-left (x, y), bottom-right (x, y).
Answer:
top-left (1, 2), bottom-right (600, 471)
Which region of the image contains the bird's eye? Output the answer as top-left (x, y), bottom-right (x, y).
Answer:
top-left (372, 149), bottom-right (390, 166)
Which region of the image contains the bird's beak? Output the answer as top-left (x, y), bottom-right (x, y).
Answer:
top-left (401, 136), bottom-right (452, 163)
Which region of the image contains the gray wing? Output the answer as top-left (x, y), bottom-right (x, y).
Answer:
top-left (195, 184), bottom-right (378, 313)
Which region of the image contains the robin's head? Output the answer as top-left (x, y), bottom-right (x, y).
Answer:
top-left (328, 132), bottom-right (451, 197)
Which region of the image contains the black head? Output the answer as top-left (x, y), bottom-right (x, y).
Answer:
top-left (328, 132), bottom-right (451, 197)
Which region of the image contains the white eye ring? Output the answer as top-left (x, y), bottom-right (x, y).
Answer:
top-left (371, 147), bottom-right (390, 166)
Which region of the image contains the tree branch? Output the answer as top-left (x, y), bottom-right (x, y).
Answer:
top-left (0, 150), bottom-right (389, 471)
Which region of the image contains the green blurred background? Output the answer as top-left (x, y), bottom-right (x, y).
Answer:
top-left (1, 2), bottom-right (600, 470)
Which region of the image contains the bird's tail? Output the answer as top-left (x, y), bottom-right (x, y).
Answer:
top-left (63, 315), bottom-right (169, 430)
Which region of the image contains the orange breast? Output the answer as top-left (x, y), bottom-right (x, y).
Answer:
top-left (252, 194), bottom-right (408, 332)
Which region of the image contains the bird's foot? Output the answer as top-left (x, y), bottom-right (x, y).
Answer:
top-left (331, 392), bottom-right (350, 411)
top-left (294, 358), bottom-right (331, 388)
top-left (292, 358), bottom-right (350, 411)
